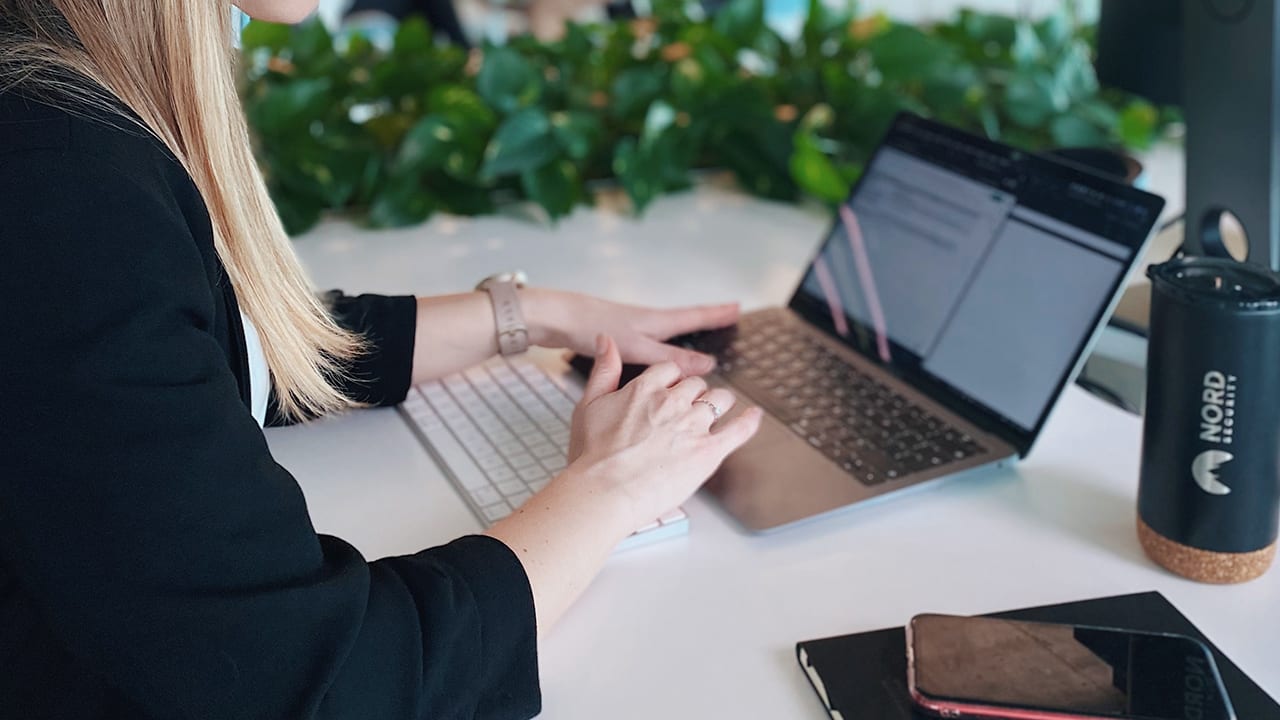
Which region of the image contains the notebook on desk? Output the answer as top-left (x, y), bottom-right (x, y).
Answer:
top-left (795, 591), bottom-right (1280, 720)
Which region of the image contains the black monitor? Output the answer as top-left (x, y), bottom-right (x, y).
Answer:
top-left (1095, 0), bottom-right (1280, 271)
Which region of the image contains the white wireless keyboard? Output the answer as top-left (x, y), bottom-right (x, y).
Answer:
top-left (400, 355), bottom-right (689, 551)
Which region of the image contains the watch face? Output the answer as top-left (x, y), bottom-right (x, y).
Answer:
top-left (477, 271), bottom-right (528, 291)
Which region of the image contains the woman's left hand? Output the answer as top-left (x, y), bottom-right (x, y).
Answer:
top-left (524, 289), bottom-right (739, 376)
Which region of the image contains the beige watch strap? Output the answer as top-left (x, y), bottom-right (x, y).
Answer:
top-left (478, 279), bottom-right (529, 355)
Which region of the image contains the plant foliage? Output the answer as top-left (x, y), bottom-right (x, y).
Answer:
top-left (239, 1), bottom-right (1174, 235)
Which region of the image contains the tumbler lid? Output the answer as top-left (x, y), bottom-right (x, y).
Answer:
top-left (1148, 257), bottom-right (1280, 311)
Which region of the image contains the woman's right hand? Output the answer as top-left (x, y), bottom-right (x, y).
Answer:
top-left (562, 334), bottom-right (764, 533)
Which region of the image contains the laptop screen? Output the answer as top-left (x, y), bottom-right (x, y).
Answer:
top-left (790, 113), bottom-right (1164, 454)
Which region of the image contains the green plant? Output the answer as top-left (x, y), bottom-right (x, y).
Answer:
top-left (239, 1), bottom-right (1174, 235)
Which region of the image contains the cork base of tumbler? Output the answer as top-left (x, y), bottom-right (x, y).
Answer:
top-left (1138, 516), bottom-right (1276, 584)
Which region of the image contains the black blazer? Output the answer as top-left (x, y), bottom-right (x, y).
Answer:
top-left (0, 88), bottom-right (538, 719)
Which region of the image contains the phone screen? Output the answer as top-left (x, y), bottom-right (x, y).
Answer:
top-left (907, 614), bottom-right (1235, 720)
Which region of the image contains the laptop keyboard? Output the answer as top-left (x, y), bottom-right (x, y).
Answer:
top-left (400, 356), bottom-right (689, 551)
top-left (680, 313), bottom-right (987, 486)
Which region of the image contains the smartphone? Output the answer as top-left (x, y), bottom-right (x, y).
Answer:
top-left (905, 614), bottom-right (1235, 720)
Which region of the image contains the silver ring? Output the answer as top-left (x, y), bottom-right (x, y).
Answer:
top-left (693, 398), bottom-right (722, 419)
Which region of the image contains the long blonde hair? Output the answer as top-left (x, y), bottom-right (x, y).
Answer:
top-left (0, 1), bottom-right (362, 420)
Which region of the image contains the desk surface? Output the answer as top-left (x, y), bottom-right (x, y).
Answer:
top-left (267, 181), bottom-right (1279, 718)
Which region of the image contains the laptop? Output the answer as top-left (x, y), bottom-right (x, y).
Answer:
top-left (676, 113), bottom-right (1165, 532)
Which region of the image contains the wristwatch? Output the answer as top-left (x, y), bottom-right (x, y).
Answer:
top-left (476, 271), bottom-right (530, 355)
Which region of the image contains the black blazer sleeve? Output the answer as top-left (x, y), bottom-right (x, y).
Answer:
top-left (323, 289), bottom-right (418, 407)
top-left (0, 149), bottom-right (539, 718)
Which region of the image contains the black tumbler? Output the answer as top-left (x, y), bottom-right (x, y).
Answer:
top-left (1138, 257), bottom-right (1280, 583)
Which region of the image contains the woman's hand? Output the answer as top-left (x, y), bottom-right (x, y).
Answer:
top-left (525, 288), bottom-right (739, 377)
top-left (486, 333), bottom-right (760, 637)
top-left (561, 334), bottom-right (763, 531)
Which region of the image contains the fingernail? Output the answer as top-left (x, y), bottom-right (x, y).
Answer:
top-left (702, 354), bottom-right (717, 372)
top-left (595, 334), bottom-right (607, 356)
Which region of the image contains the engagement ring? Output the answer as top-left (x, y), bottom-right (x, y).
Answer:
top-left (693, 398), bottom-right (722, 419)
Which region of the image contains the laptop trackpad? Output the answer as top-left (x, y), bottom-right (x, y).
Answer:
top-left (704, 411), bottom-right (874, 533)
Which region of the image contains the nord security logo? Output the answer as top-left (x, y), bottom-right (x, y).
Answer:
top-left (1198, 371), bottom-right (1237, 445)
top-left (1191, 450), bottom-right (1233, 496)
top-left (1192, 371), bottom-right (1238, 496)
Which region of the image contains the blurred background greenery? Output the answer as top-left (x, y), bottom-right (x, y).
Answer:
top-left (240, 0), bottom-right (1176, 234)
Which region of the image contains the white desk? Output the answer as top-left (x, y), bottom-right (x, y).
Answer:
top-left (267, 181), bottom-right (1280, 718)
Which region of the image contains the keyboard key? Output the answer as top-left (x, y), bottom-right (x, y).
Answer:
top-left (486, 465), bottom-right (516, 482)
top-left (528, 443), bottom-right (559, 459)
top-left (507, 452), bottom-right (537, 469)
top-left (507, 490), bottom-right (532, 508)
top-left (474, 453), bottom-right (506, 471)
top-left (518, 466), bottom-right (547, 482)
top-left (470, 485), bottom-right (502, 506)
top-left (482, 503), bottom-right (512, 522)
top-left (496, 479), bottom-right (527, 497)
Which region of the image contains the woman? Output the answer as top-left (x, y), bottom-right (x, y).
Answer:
top-left (0, 1), bottom-right (763, 718)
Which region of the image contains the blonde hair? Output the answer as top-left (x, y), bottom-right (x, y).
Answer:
top-left (0, 1), bottom-right (362, 420)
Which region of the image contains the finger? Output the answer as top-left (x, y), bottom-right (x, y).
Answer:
top-left (625, 337), bottom-right (716, 376)
top-left (633, 360), bottom-right (683, 392)
top-left (668, 375), bottom-right (709, 407)
top-left (690, 387), bottom-right (736, 426)
top-left (707, 406), bottom-right (764, 455)
top-left (581, 334), bottom-right (621, 405)
top-left (649, 302), bottom-right (740, 339)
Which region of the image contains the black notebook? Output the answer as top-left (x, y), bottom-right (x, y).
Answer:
top-left (795, 591), bottom-right (1279, 720)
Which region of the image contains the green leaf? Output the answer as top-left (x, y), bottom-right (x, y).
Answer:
top-left (1004, 73), bottom-right (1056, 128)
top-left (480, 108), bottom-right (557, 180)
top-left (1052, 41), bottom-right (1099, 103)
top-left (641, 100), bottom-right (677, 145)
top-left (802, 0), bottom-right (847, 53)
top-left (1117, 100), bottom-right (1160, 150)
top-left (396, 115), bottom-right (458, 172)
top-left (427, 85), bottom-right (497, 134)
top-left (611, 67), bottom-right (665, 119)
top-left (712, 0), bottom-right (765, 46)
top-left (560, 22), bottom-right (593, 62)
top-left (1033, 9), bottom-right (1072, 54)
top-left (241, 21), bottom-right (292, 53)
top-left (477, 46), bottom-right (543, 114)
top-left (394, 16), bottom-right (434, 56)
top-left (271, 186), bottom-right (325, 236)
top-left (612, 138), bottom-right (661, 213)
top-left (1073, 99), bottom-right (1120, 129)
top-left (865, 24), bottom-right (952, 79)
top-left (363, 112), bottom-right (416, 151)
top-left (1011, 22), bottom-right (1043, 67)
top-left (369, 173), bottom-right (435, 227)
top-left (1049, 114), bottom-right (1108, 148)
top-left (958, 10), bottom-right (1017, 47)
top-left (521, 160), bottom-right (581, 220)
top-left (550, 111), bottom-right (602, 161)
top-left (247, 78), bottom-right (332, 135)
top-left (426, 176), bottom-right (495, 216)
top-left (790, 131), bottom-right (849, 204)
top-left (292, 18), bottom-right (335, 65)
